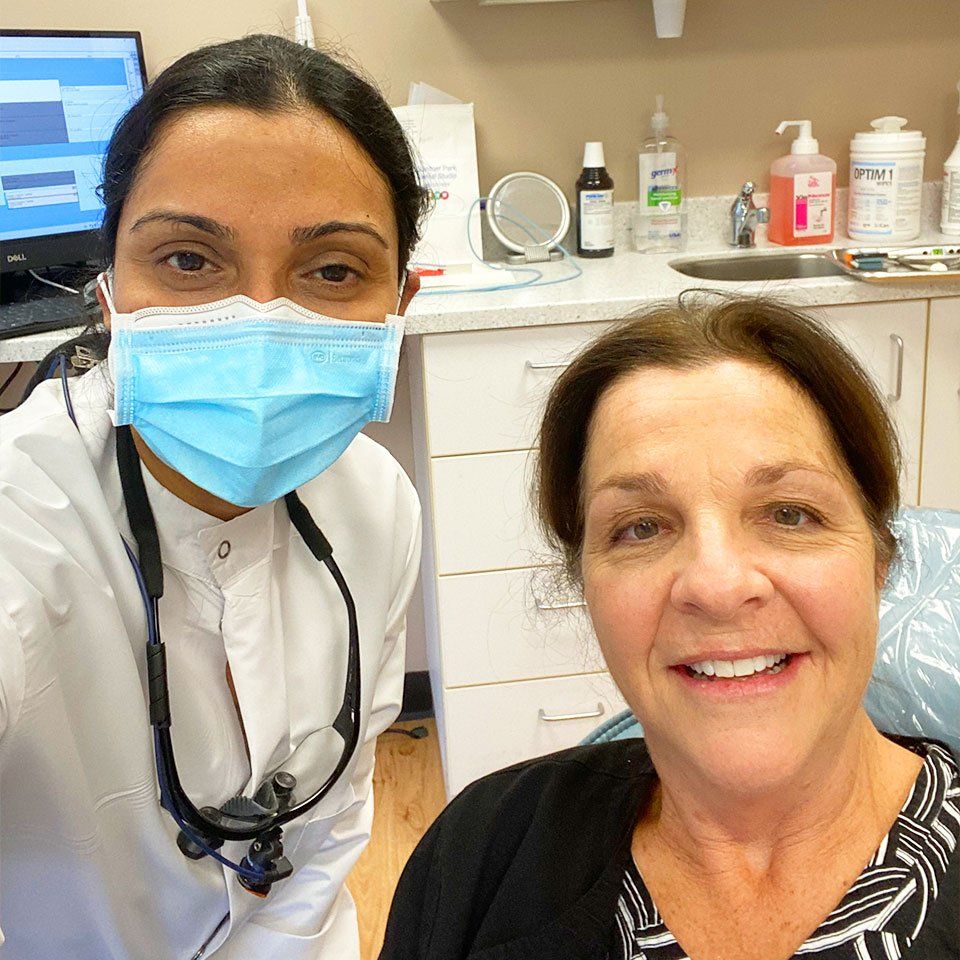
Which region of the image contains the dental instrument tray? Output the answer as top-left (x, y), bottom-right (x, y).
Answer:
top-left (829, 244), bottom-right (960, 282)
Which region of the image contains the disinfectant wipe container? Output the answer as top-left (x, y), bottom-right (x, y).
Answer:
top-left (848, 116), bottom-right (926, 243)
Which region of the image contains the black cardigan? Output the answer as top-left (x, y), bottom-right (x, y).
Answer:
top-left (379, 736), bottom-right (959, 960)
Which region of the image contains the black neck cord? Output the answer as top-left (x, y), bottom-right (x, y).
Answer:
top-left (114, 425), bottom-right (362, 848)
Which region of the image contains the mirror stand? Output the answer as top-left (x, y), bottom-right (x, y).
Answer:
top-left (505, 243), bottom-right (564, 264)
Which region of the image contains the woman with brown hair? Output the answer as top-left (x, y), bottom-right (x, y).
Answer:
top-left (380, 295), bottom-right (959, 960)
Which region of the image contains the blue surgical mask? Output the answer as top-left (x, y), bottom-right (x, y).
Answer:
top-left (100, 273), bottom-right (405, 507)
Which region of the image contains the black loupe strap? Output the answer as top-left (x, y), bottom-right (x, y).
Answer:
top-left (116, 424), bottom-right (164, 599)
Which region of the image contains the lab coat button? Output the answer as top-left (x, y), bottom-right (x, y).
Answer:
top-left (217, 540), bottom-right (231, 559)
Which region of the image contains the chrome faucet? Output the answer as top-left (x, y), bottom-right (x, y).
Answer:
top-left (729, 181), bottom-right (770, 247)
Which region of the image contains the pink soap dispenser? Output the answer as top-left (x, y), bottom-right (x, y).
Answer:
top-left (768, 120), bottom-right (836, 246)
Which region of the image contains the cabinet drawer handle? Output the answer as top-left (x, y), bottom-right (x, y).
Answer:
top-left (887, 334), bottom-right (903, 402)
top-left (538, 703), bottom-right (605, 723)
top-left (526, 360), bottom-right (568, 370)
top-left (535, 598), bottom-right (587, 610)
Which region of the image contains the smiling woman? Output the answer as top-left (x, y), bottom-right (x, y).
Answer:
top-left (379, 295), bottom-right (959, 960)
top-left (0, 34), bottom-right (428, 960)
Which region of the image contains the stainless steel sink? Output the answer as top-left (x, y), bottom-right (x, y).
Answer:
top-left (670, 252), bottom-right (849, 282)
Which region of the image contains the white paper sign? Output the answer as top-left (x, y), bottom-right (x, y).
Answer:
top-left (393, 102), bottom-right (481, 271)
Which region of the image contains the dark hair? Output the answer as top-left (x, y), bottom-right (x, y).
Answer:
top-left (26, 33), bottom-right (427, 396)
top-left (536, 294), bottom-right (902, 582)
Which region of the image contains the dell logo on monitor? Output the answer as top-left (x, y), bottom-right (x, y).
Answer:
top-left (6, 253), bottom-right (27, 264)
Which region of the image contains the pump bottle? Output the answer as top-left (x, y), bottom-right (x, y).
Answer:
top-left (769, 120), bottom-right (836, 246)
top-left (941, 81), bottom-right (960, 236)
top-left (634, 95), bottom-right (685, 252)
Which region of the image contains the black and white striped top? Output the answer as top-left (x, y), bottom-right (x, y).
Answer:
top-left (611, 741), bottom-right (960, 960)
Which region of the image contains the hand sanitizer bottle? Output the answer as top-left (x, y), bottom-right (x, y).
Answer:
top-left (634, 95), bottom-right (685, 253)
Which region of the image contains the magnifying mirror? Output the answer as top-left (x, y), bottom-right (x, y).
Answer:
top-left (485, 172), bottom-right (571, 264)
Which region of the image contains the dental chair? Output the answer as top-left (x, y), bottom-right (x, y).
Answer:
top-left (582, 507), bottom-right (960, 758)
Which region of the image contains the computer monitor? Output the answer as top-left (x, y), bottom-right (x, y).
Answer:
top-left (0, 29), bottom-right (147, 275)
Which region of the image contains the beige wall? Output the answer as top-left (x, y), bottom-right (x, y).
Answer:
top-left (16, 0), bottom-right (960, 200)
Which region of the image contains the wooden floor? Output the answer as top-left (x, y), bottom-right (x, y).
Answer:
top-left (348, 718), bottom-right (446, 960)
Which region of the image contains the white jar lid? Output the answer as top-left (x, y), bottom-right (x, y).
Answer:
top-left (851, 116), bottom-right (926, 154)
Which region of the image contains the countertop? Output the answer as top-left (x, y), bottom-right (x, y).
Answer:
top-left (404, 230), bottom-right (960, 336)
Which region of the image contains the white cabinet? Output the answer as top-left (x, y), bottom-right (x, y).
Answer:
top-left (411, 321), bottom-right (619, 796)
top-left (411, 297), bottom-right (936, 798)
top-left (920, 298), bottom-right (960, 509)
top-left (815, 300), bottom-right (927, 505)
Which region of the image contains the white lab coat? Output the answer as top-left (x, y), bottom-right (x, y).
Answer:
top-left (0, 367), bottom-right (421, 959)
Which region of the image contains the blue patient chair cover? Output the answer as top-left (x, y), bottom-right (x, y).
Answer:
top-left (583, 507), bottom-right (960, 757)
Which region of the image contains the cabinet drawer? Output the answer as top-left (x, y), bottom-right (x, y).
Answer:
top-left (441, 673), bottom-right (628, 797)
top-left (438, 568), bottom-right (603, 687)
top-left (432, 450), bottom-right (545, 574)
top-left (422, 321), bottom-right (609, 457)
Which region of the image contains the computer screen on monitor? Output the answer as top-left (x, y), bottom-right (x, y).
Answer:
top-left (0, 30), bottom-right (146, 273)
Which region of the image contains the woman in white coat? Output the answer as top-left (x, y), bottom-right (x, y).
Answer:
top-left (0, 34), bottom-right (425, 959)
